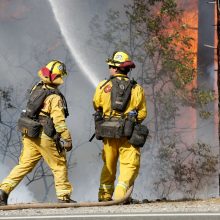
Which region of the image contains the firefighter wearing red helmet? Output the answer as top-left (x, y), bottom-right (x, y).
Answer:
top-left (0, 60), bottom-right (75, 205)
top-left (93, 51), bottom-right (148, 202)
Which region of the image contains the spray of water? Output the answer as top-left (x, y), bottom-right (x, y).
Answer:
top-left (48, 0), bottom-right (100, 88)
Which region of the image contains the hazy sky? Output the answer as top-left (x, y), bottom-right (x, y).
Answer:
top-left (0, 0), bottom-right (218, 203)
top-left (0, 0), bottom-right (131, 203)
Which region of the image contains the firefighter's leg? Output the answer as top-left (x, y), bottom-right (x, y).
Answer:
top-left (98, 138), bottom-right (119, 201)
top-left (0, 137), bottom-right (41, 195)
top-left (36, 138), bottom-right (72, 201)
top-left (114, 139), bottom-right (140, 200)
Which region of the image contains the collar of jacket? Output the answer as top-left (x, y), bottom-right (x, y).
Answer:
top-left (43, 83), bottom-right (58, 90)
top-left (113, 73), bottom-right (129, 78)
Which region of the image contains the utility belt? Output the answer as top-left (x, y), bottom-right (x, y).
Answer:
top-left (95, 117), bottom-right (127, 139)
top-left (17, 114), bottom-right (56, 138)
top-left (18, 114), bottom-right (64, 154)
top-left (95, 115), bottom-right (149, 148)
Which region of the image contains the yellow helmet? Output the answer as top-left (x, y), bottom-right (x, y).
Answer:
top-left (106, 51), bottom-right (135, 69)
top-left (38, 60), bottom-right (68, 85)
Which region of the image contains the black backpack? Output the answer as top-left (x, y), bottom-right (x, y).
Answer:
top-left (26, 82), bottom-right (69, 119)
top-left (110, 76), bottom-right (136, 112)
top-left (18, 82), bottom-right (68, 138)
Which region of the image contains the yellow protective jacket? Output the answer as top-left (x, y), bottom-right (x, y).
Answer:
top-left (93, 74), bottom-right (147, 122)
top-left (38, 84), bottom-right (71, 141)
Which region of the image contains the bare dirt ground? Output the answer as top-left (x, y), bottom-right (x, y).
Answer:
top-left (1, 198), bottom-right (220, 216)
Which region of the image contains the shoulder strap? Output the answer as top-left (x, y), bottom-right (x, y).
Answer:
top-left (130, 78), bottom-right (137, 85)
top-left (58, 92), bottom-right (69, 118)
top-left (100, 75), bottom-right (129, 89)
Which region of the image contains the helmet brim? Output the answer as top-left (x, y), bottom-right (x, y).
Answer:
top-left (106, 60), bottom-right (120, 67)
top-left (62, 70), bottom-right (68, 76)
top-left (119, 61), bottom-right (135, 69)
top-left (106, 60), bottom-right (135, 69)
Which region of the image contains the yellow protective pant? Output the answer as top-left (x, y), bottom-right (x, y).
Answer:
top-left (98, 137), bottom-right (140, 201)
top-left (0, 136), bottom-right (72, 200)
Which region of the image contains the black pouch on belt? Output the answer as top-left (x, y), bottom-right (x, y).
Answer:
top-left (17, 116), bottom-right (42, 138)
top-left (128, 124), bottom-right (149, 148)
top-left (95, 118), bottom-right (125, 139)
top-left (94, 110), bottom-right (104, 140)
top-left (123, 118), bottom-right (135, 137)
top-left (38, 116), bottom-right (56, 138)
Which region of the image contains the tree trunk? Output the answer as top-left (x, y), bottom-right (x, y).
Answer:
top-left (216, 0), bottom-right (220, 196)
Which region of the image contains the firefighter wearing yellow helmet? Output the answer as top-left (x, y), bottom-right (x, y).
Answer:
top-left (0, 60), bottom-right (75, 205)
top-left (93, 51), bottom-right (148, 202)
top-left (38, 60), bottom-right (67, 85)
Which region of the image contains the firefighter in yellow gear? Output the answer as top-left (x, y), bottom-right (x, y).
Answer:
top-left (93, 51), bottom-right (147, 201)
top-left (0, 60), bottom-right (74, 205)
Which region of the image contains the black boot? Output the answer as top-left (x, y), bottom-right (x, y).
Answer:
top-left (58, 195), bottom-right (77, 203)
top-left (123, 197), bottom-right (141, 205)
top-left (0, 189), bottom-right (8, 206)
top-left (98, 198), bottom-right (112, 202)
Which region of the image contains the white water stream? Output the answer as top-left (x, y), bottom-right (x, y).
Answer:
top-left (48, 0), bottom-right (100, 88)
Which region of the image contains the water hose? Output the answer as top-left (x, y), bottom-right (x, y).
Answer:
top-left (0, 185), bottom-right (133, 211)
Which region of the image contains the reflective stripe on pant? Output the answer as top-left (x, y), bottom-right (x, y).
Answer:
top-left (0, 136), bottom-right (72, 199)
top-left (99, 137), bottom-right (140, 201)
top-left (98, 184), bottom-right (114, 201)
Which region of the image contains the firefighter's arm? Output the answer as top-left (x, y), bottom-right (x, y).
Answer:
top-left (136, 86), bottom-right (147, 123)
top-left (93, 81), bottom-right (104, 111)
top-left (49, 95), bottom-right (72, 142)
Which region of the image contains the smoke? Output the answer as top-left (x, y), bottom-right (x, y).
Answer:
top-left (45, 0), bottom-right (129, 202)
top-left (0, 0), bottom-right (218, 203)
top-left (0, 0), bottom-right (105, 203)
